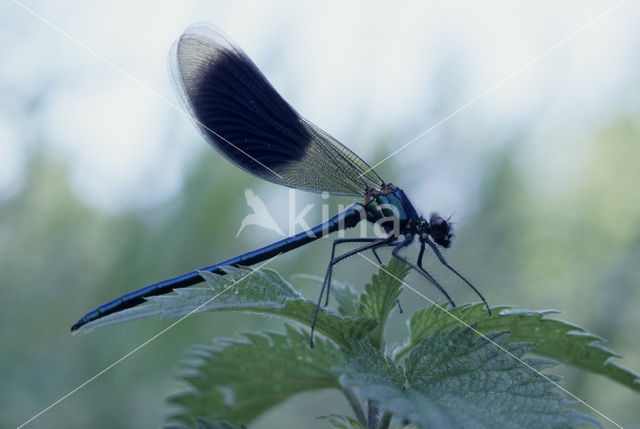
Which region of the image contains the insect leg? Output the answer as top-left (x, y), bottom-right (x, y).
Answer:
top-left (392, 240), bottom-right (456, 308)
top-left (423, 237), bottom-right (491, 314)
top-left (310, 238), bottom-right (390, 347)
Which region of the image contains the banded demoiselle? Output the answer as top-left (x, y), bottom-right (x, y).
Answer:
top-left (72, 24), bottom-right (490, 344)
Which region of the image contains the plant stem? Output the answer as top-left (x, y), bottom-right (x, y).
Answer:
top-left (367, 400), bottom-right (380, 429)
top-left (378, 411), bottom-right (392, 429)
top-left (342, 387), bottom-right (367, 426)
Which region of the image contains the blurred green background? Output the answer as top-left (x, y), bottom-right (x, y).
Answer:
top-left (2, 1), bottom-right (639, 428)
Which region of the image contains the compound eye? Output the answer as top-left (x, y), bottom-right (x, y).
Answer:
top-left (429, 215), bottom-right (453, 248)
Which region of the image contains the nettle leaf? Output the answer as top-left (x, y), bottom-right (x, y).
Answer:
top-left (358, 259), bottom-right (411, 348)
top-left (75, 267), bottom-right (376, 346)
top-left (341, 330), bottom-right (600, 429)
top-left (291, 273), bottom-right (360, 317)
top-left (407, 329), bottom-right (600, 428)
top-left (398, 303), bottom-right (640, 392)
top-left (331, 282), bottom-right (361, 318)
top-left (318, 414), bottom-right (418, 429)
top-left (318, 414), bottom-right (366, 429)
top-left (339, 340), bottom-right (448, 427)
top-left (167, 325), bottom-right (342, 428)
top-left (318, 414), bottom-right (416, 429)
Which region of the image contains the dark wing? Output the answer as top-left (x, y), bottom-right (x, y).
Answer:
top-left (170, 24), bottom-right (383, 196)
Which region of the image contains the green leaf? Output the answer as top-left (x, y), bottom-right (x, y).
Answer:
top-left (291, 273), bottom-right (360, 317)
top-left (332, 281), bottom-right (361, 318)
top-left (341, 330), bottom-right (601, 429)
top-left (75, 267), bottom-right (376, 346)
top-left (167, 325), bottom-right (342, 428)
top-left (318, 414), bottom-right (366, 429)
top-left (357, 259), bottom-right (411, 348)
top-left (397, 302), bottom-right (640, 392)
top-left (318, 414), bottom-right (418, 429)
top-left (340, 340), bottom-right (444, 428)
top-left (407, 329), bottom-right (601, 428)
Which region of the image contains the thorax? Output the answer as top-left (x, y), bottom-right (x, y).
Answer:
top-left (363, 184), bottom-right (419, 234)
